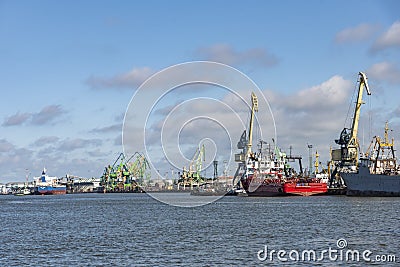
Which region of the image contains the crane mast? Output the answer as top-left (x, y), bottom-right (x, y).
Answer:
top-left (247, 92), bottom-right (258, 156)
top-left (349, 72), bottom-right (371, 151)
top-left (335, 72), bottom-right (371, 165)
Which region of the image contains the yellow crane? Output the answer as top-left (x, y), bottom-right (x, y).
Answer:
top-left (334, 72), bottom-right (371, 166)
top-left (247, 92), bottom-right (259, 157)
top-left (233, 92), bottom-right (258, 187)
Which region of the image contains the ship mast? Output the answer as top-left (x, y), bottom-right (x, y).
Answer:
top-left (247, 92), bottom-right (258, 156)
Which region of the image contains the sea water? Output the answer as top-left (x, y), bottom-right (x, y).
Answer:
top-left (0, 193), bottom-right (398, 266)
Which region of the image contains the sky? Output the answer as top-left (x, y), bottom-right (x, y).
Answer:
top-left (0, 0), bottom-right (399, 183)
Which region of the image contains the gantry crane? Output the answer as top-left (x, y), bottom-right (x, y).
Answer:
top-left (101, 152), bottom-right (150, 192)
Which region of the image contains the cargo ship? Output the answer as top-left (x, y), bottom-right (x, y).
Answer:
top-left (33, 168), bottom-right (66, 195)
top-left (333, 72), bottom-right (400, 196)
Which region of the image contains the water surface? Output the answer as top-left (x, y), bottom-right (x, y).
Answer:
top-left (1, 193), bottom-right (398, 266)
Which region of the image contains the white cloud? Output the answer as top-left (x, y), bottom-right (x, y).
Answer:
top-left (86, 67), bottom-right (154, 90)
top-left (367, 62), bottom-right (400, 84)
top-left (335, 23), bottom-right (378, 43)
top-left (262, 75), bottom-right (356, 165)
top-left (372, 21), bottom-right (400, 51)
top-left (0, 136), bottom-right (113, 183)
top-left (278, 75), bottom-right (353, 110)
top-left (136, 74), bottom-right (355, 177)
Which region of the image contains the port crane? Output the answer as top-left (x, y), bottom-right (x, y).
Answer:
top-left (101, 152), bottom-right (150, 192)
top-left (233, 92), bottom-right (258, 186)
top-left (179, 144), bottom-right (205, 189)
top-left (127, 152), bottom-right (151, 185)
top-left (330, 72), bottom-right (371, 187)
top-left (334, 72), bottom-right (371, 166)
top-left (247, 92), bottom-right (259, 157)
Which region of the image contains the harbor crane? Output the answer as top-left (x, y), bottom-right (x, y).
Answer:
top-left (101, 152), bottom-right (150, 192)
top-left (334, 72), bottom-right (371, 166)
top-left (233, 92), bottom-right (258, 187)
top-left (179, 144), bottom-right (206, 189)
top-left (330, 72), bottom-right (371, 188)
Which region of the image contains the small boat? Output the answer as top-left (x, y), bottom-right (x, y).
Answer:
top-left (14, 188), bottom-right (31, 196)
top-left (14, 172), bottom-right (32, 196)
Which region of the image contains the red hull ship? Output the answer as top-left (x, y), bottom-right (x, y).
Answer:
top-left (236, 92), bottom-right (288, 196)
top-left (236, 92), bottom-right (328, 197)
top-left (283, 179), bottom-right (327, 196)
top-left (241, 173), bottom-right (285, 197)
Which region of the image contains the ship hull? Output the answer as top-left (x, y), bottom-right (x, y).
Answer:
top-left (241, 178), bottom-right (284, 197)
top-left (34, 186), bottom-right (67, 195)
top-left (283, 182), bottom-right (327, 196)
top-left (341, 167), bottom-right (400, 197)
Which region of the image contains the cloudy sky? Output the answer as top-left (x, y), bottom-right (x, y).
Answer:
top-left (1, 0), bottom-right (399, 182)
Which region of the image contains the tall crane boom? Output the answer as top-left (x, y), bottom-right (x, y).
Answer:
top-left (335, 72), bottom-right (371, 165)
top-left (349, 72), bottom-right (371, 148)
top-left (247, 92), bottom-right (258, 156)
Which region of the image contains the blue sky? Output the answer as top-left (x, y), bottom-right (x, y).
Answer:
top-left (1, 0), bottom-right (399, 182)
